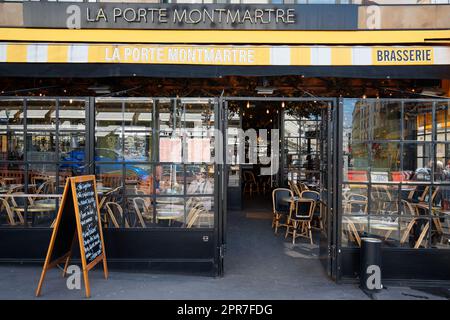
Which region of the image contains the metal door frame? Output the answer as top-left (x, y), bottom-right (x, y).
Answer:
top-left (219, 96), bottom-right (339, 279)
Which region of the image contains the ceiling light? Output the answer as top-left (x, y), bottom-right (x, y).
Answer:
top-left (88, 85), bottom-right (111, 94)
top-left (255, 86), bottom-right (276, 95)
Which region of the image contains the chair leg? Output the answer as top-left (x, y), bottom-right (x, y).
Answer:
top-left (308, 222), bottom-right (313, 245)
top-left (292, 221), bottom-right (297, 245)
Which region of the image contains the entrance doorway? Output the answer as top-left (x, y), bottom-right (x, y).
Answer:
top-left (220, 97), bottom-right (338, 280)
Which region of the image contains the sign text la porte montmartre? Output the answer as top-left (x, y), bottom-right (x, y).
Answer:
top-left (86, 7), bottom-right (296, 25)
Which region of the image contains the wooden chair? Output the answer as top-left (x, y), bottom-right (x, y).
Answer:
top-left (185, 202), bottom-right (213, 228)
top-left (0, 197), bottom-right (24, 226)
top-left (285, 198), bottom-right (315, 245)
top-left (343, 217), bottom-right (362, 247)
top-left (345, 194), bottom-right (368, 214)
top-left (243, 171), bottom-right (259, 197)
top-left (289, 181), bottom-right (302, 198)
top-left (301, 190), bottom-right (322, 230)
top-left (401, 200), bottom-right (417, 216)
top-left (272, 188), bottom-right (294, 235)
top-left (298, 182), bottom-right (309, 192)
top-left (132, 197), bottom-right (153, 227)
top-left (105, 202), bottom-right (129, 228)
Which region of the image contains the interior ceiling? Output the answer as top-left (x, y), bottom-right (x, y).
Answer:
top-left (0, 76), bottom-right (442, 98)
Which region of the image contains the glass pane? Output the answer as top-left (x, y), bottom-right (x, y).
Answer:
top-left (26, 132), bottom-right (57, 162)
top-left (0, 131), bottom-right (24, 161)
top-left (95, 102), bottom-right (123, 161)
top-left (370, 185), bottom-right (399, 215)
top-left (59, 132), bottom-right (86, 156)
top-left (125, 164), bottom-right (152, 195)
top-left (341, 215), bottom-right (368, 248)
top-left (404, 102), bottom-right (433, 141)
top-left (59, 99), bottom-right (86, 130)
top-left (29, 164), bottom-right (58, 228)
top-left (96, 164), bottom-right (123, 190)
top-left (398, 217), bottom-right (431, 249)
top-left (186, 196), bottom-right (214, 228)
top-left (104, 200), bottom-right (126, 229)
top-left (284, 121), bottom-right (300, 137)
top-left (158, 99), bottom-right (181, 136)
top-left (155, 197), bottom-right (184, 227)
top-left (431, 217), bottom-right (450, 249)
top-left (124, 131), bottom-right (151, 162)
top-left (343, 99), bottom-right (370, 142)
top-left (182, 99), bottom-right (215, 130)
top-left (124, 100), bottom-right (153, 130)
top-left (344, 142), bottom-right (368, 182)
top-left (0, 163), bottom-right (25, 193)
top-left (0, 99), bottom-right (24, 126)
top-left (403, 143), bottom-right (432, 181)
top-left (370, 142), bottom-right (400, 179)
top-left (186, 164), bottom-right (214, 195)
top-left (125, 196), bottom-right (154, 228)
top-left (342, 184), bottom-right (368, 215)
top-left (26, 100), bottom-right (56, 129)
top-left (124, 101), bottom-right (152, 162)
top-left (158, 164), bottom-right (184, 195)
top-left (372, 101), bottom-right (401, 140)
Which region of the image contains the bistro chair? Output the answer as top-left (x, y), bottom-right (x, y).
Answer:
top-left (345, 194), bottom-right (368, 214)
top-left (343, 217), bottom-right (362, 247)
top-left (272, 188), bottom-right (294, 235)
top-left (105, 202), bottom-right (130, 228)
top-left (186, 202), bottom-right (213, 228)
top-left (132, 197), bottom-right (152, 227)
top-left (301, 190), bottom-right (322, 230)
top-left (289, 181), bottom-right (302, 198)
top-left (243, 171), bottom-right (259, 197)
top-left (298, 182), bottom-right (309, 192)
top-left (285, 198), bottom-right (315, 245)
top-left (0, 197), bottom-right (24, 226)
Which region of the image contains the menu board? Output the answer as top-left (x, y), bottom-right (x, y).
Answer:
top-left (36, 175), bottom-right (108, 298)
top-left (187, 138), bottom-right (211, 163)
top-left (74, 180), bottom-right (102, 265)
top-left (159, 138), bottom-right (182, 162)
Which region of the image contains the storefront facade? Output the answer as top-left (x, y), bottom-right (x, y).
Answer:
top-left (0, 1), bottom-right (450, 285)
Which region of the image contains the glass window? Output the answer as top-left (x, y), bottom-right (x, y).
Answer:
top-left (341, 99), bottom-right (450, 249)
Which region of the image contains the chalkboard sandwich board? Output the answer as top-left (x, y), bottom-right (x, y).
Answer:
top-left (35, 175), bottom-right (108, 298)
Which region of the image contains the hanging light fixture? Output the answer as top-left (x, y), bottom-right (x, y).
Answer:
top-left (246, 101), bottom-right (250, 109)
top-left (281, 101), bottom-right (285, 108)
top-left (266, 109), bottom-right (270, 114)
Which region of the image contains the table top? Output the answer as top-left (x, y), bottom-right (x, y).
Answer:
top-left (12, 205), bottom-right (56, 212)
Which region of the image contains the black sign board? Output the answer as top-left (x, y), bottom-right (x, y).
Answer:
top-left (74, 180), bottom-right (102, 265)
top-left (22, 3), bottom-right (358, 31)
top-left (36, 175), bottom-right (108, 298)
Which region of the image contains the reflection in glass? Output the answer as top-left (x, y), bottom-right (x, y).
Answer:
top-left (126, 164), bottom-right (152, 195)
top-left (26, 100), bottom-right (56, 129)
top-left (126, 196), bottom-right (153, 228)
top-left (372, 101), bottom-right (401, 140)
top-left (155, 197), bottom-right (184, 227)
top-left (344, 142), bottom-right (368, 182)
top-left (342, 184), bottom-right (368, 215)
top-left (159, 164), bottom-right (184, 195)
top-left (370, 185), bottom-right (399, 215)
top-left (186, 164), bottom-right (214, 195)
top-left (95, 102), bottom-right (123, 160)
top-left (59, 99), bottom-right (86, 130)
top-left (186, 197), bottom-right (214, 228)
